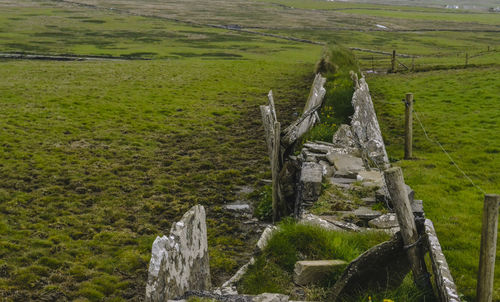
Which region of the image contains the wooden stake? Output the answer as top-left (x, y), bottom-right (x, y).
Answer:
top-left (476, 194), bottom-right (500, 302)
top-left (391, 50), bottom-right (396, 72)
top-left (404, 93), bottom-right (413, 160)
top-left (384, 167), bottom-right (432, 293)
top-left (271, 121), bottom-right (281, 223)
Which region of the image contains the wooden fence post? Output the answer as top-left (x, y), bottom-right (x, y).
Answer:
top-left (391, 50), bottom-right (396, 72)
top-left (476, 194), bottom-right (500, 302)
top-left (404, 93), bottom-right (413, 160)
top-left (465, 53), bottom-right (469, 66)
top-left (271, 121), bottom-right (281, 223)
top-left (384, 167), bottom-right (433, 294)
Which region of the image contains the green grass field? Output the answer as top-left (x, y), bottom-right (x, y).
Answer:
top-left (0, 1), bottom-right (323, 300)
top-left (368, 67), bottom-right (500, 300)
top-left (1, 0), bottom-right (499, 300)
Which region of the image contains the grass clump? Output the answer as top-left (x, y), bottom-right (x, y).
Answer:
top-left (238, 219), bottom-right (390, 298)
top-left (306, 45), bottom-right (360, 142)
top-left (253, 185), bottom-right (273, 221)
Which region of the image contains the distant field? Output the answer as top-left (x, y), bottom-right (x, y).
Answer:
top-left (368, 67), bottom-right (500, 300)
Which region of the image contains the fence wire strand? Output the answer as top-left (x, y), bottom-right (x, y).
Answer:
top-left (412, 109), bottom-right (486, 195)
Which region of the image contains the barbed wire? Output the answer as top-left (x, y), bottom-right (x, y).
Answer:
top-left (412, 109), bottom-right (486, 195)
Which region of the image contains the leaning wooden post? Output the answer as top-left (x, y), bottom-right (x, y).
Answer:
top-left (476, 194), bottom-right (500, 302)
top-left (384, 167), bottom-right (433, 293)
top-left (404, 93), bottom-right (413, 160)
top-left (271, 121), bottom-right (281, 223)
top-left (391, 50), bottom-right (396, 72)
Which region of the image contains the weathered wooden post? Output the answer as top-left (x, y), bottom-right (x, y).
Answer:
top-left (391, 50), bottom-right (396, 72)
top-left (476, 194), bottom-right (500, 302)
top-left (271, 121), bottom-right (281, 223)
top-left (404, 93), bottom-right (413, 160)
top-left (384, 167), bottom-right (433, 294)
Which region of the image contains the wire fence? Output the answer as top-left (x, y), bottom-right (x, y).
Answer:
top-left (412, 109), bottom-right (487, 195)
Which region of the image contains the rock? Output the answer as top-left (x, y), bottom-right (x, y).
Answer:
top-left (318, 160), bottom-right (335, 177)
top-left (279, 159), bottom-right (300, 213)
top-left (300, 162), bottom-right (323, 202)
top-left (320, 215), bottom-right (361, 232)
top-left (326, 153), bottom-right (364, 174)
top-left (412, 199), bottom-right (424, 217)
top-left (357, 170), bottom-right (384, 187)
top-left (332, 124), bottom-right (358, 149)
top-left (331, 233), bottom-right (410, 300)
top-left (333, 171), bottom-right (358, 179)
top-left (350, 77), bottom-right (389, 166)
top-left (303, 142), bottom-right (333, 154)
top-left (353, 206), bottom-right (381, 220)
top-left (405, 184), bottom-right (415, 203)
top-left (299, 213), bottom-right (342, 231)
top-left (256, 226), bottom-right (277, 251)
top-left (294, 260), bottom-right (348, 286)
top-left (145, 205), bottom-right (211, 302)
top-left (302, 150), bottom-right (328, 162)
top-left (253, 293), bottom-right (289, 302)
top-left (375, 187), bottom-right (390, 204)
top-left (223, 202), bottom-right (252, 213)
top-left (213, 286), bottom-right (238, 295)
top-left (361, 197), bottom-right (376, 205)
top-left (221, 257), bottom-right (255, 289)
top-left (329, 177), bottom-right (356, 185)
top-left (368, 213), bottom-right (398, 229)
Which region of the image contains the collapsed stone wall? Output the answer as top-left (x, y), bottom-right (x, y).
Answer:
top-left (145, 72), bottom-right (459, 302)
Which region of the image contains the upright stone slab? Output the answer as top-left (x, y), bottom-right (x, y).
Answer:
top-left (331, 233), bottom-right (410, 301)
top-left (146, 205), bottom-right (211, 302)
top-left (350, 76), bottom-right (389, 166)
top-left (300, 162), bottom-right (323, 202)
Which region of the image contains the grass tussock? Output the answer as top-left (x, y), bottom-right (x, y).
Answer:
top-left (238, 219), bottom-right (391, 299)
top-left (305, 45), bottom-right (359, 142)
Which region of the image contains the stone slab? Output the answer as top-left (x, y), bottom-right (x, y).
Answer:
top-left (329, 177), bottom-right (356, 185)
top-left (299, 213), bottom-right (342, 231)
top-left (412, 199), bottom-right (424, 217)
top-left (320, 216), bottom-right (361, 232)
top-left (331, 233), bottom-right (410, 300)
top-left (353, 207), bottom-right (382, 220)
top-left (318, 160), bottom-right (335, 178)
top-left (300, 162), bottom-right (323, 201)
top-left (357, 170), bottom-right (384, 187)
top-left (146, 205), bottom-right (210, 302)
top-left (294, 260), bottom-right (348, 286)
top-left (326, 153), bottom-right (364, 173)
top-left (368, 213), bottom-right (398, 229)
top-left (256, 226), bottom-right (277, 251)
